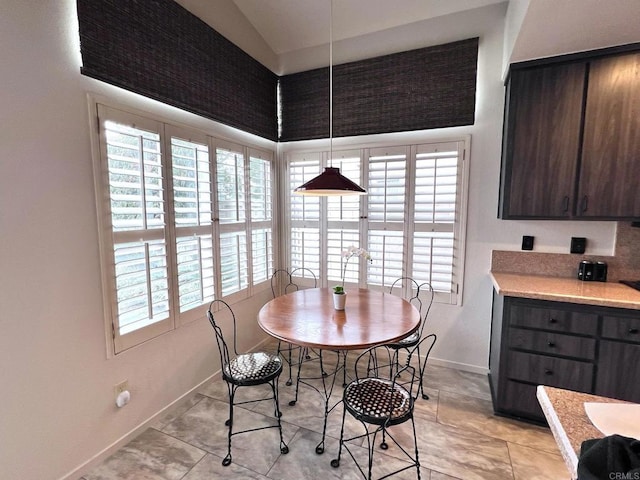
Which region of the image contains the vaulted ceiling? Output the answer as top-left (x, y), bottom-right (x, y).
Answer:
top-left (177, 0), bottom-right (640, 72)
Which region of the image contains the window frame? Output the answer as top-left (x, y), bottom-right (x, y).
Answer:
top-left (91, 98), bottom-right (275, 355)
top-left (283, 136), bottom-right (470, 305)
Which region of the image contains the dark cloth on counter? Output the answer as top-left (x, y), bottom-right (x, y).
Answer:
top-left (578, 434), bottom-right (640, 480)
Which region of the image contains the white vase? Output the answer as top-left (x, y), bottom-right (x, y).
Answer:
top-left (333, 292), bottom-right (346, 310)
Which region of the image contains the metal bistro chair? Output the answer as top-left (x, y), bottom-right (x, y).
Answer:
top-left (330, 335), bottom-right (436, 479)
top-left (270, 268), bottom-right (318, 386)
top-left (386, 277), bottom-right (436, 400)
top-left (207, 300), bottom-right (289, 466)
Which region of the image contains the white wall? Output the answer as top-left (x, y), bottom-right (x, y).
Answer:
top-left (0, 1), bottom-right (275, 479)
top-left (0, 1), bottom-right (624, 478)
top-left (279, 2), bottom-right (617, 373)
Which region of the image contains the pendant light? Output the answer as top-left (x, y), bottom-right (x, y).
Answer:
top-left (293, 0), bottom-right (366, 196)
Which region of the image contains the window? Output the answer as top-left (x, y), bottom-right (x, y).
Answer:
top-left (94, 104), bottom-right (274, 353)
top-left (285, 139), bottom-right (468, 304)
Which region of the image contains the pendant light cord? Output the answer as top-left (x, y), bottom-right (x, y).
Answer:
top-left (329, 0), bottom-right (333, 167)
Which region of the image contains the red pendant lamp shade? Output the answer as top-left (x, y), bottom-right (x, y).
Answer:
top-left (294, 167), bottom-right (366, 196)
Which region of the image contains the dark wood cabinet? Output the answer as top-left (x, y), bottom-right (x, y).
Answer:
top-left (596, 341), bottom-right (640, 402)
top-left (499, 48), bottom-right (640, 220)
top-left (500, 63), bottom-right (585, 219)
top-left (490, 293), bottom-right (640, 423)
top-left (578, 53), bottom-right (640, 218)
top-left (595, 310), bottom-right (640, 402)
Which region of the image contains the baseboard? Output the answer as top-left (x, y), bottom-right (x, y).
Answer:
top-left (428, 356), bottom-right (489, 375)
top-left (393, 349), bottom-right (489, 375)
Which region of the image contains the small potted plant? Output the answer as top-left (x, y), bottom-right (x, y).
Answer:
top-left (332, 285), bottom-right (346, 310)
top-left (332, 246), bottom-right (372, 310)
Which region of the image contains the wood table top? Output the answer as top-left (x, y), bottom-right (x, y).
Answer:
top-left (257, 287), bottom-right (421, 350)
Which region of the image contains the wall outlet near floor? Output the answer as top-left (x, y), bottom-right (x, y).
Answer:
top-left (114, 380), bottom-right (129, 397)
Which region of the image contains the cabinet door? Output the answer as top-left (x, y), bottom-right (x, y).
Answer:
top-left (578, 53), bottom-right (640, 218)
top-left (595, 340), bottom-right (640, 402)
top-left (500, 63), bottom-right (585, 218)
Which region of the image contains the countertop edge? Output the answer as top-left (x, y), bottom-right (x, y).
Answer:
top-left (490, 272), bottom-right (640, 310)
top-left (536, 386), bottom-right (578, 480)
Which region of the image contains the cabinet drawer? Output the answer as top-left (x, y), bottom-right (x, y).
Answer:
top-left (506, 351), bottom-right (593, 392)
top-left (509, 304), bottom-right (598, 335)
top-left (497, 380), bottom-right (545, 422)
top-left (601, 315), bottom-right (640, 343)
top-left (508, 327), bottom-right (596, 360)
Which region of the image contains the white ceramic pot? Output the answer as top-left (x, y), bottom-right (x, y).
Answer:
top-left (333, 292), bottom-right (346, 310)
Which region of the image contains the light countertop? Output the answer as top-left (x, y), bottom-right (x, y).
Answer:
top-left (536, 386), bottom-right (632, 480)
top-left (490, 272), bottom-right (640, 310)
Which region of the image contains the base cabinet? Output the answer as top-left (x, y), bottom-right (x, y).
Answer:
top-left (490, 293), bottom-right (640, 423)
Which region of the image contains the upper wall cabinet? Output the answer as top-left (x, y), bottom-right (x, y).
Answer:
top-left (499, 48), bottom-right (640, 220)
top-left (578, 54), bottom-right (640, 218)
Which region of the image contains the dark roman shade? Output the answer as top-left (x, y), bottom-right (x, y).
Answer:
top-left (280, 38), bottom-right (479, 142)
top-left (77, 0), bottom-right (278, 141)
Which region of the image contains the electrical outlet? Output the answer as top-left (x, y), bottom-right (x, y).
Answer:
top-left (570, 237), bottom-right (586, 254)
top-left (114, 380), bottom-right (129, 397)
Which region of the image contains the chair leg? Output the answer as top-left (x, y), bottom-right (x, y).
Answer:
top-left (416, 343), bottom-right (429, 400)
top-left (289, 347), bottom-right (305, 406)
top-left (270, 378), bottom-right (289, 454)
top-left (411, 414), bottom-right (422, 479)
top-left (342, 351), bottom-right (348, 387)
top-left (223, 383), bottom-right (235, 466)
top-left (277, 341), bottom-right (294, 386)
top-left (330, 404), bottom-right (348, 468)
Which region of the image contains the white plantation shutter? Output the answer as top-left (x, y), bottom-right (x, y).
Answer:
top-left (95, 103), bottom-right (276, 354)
top-left (327, 151), bottom-right (362, 284)
top-left (168, 127), bottom-right (215, 319)
top-left (99, 107), bottom-right (173, 353)
top-left (410, 142), bottom-right (464, 301)
top-left (366, 147), bottom-right (408, 287)
top-left (285, 138), bottom-right (468, 305)
top-left (216, 141), bottom-right (249, 298)
top-left (249, 149), bottom-right (273, 285)
top-left (288, 153), bottom-right (321, 276)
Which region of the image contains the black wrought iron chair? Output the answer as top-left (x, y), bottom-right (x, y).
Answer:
top-left (270, 268), bottom-right (318, 385)
top-left (207, 300), bottom-right (289, 466)
top-left (386, 277), bottom-right (436, 400)
top-left (330, 335), bottom-right (436, 479)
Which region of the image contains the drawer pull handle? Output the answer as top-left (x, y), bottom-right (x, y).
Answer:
top-left (547, 341), bottom-right (556, 347)
top-left (544, 369), bottom-right (553, 375)
top-left (629, 328), bottom-right (639, 334)
top-left (549, 318), bottom-right (558, 324)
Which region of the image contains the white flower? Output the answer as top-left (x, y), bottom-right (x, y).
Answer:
top-left (340, 245), bottom-right (372, 287)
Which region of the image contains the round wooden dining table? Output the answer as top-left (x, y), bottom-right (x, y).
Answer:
top-left (257, 287), bottom-right (422, 454)
top-left (257, 287), bottom-right (421, 351)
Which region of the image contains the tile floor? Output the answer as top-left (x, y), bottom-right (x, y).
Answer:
top-left (82, 342), bottom-right (571, 479)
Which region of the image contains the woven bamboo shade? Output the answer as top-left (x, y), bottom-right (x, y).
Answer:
top-left (77, 0), bottom-right (278, 141)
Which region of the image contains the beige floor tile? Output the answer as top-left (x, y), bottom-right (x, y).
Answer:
top-left (182, 453), bottom-right (270, 479)
top-left (429, 471), bottom-right (463, 480)
top-left (83, 428), bottom-right (206, 480)
top-left (161, 396), bottom-right (297, 475)
top-left (423, 364), bottom-right (492, 401)
top-left (380, 412), bottom-right (514, 480)
top-left (84, 361), bottom-right (570, 480)
top-left (508, 442), bottom-right (572, 480)
top-left (437, 390), bottom-right (559, 453)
